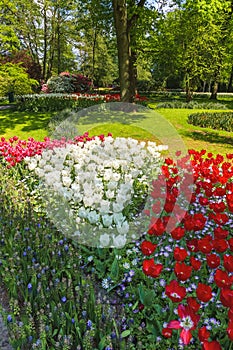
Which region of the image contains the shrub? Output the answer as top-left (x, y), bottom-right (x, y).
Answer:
top-left (0, 63), bottom-right (38, 97)
top-left (44, 72), bottom-right (92, 94)
top-left (188, 112), bottom-right (233, 132)
top-left (71, 73), bottom-right (93, 92)
top-left (16, 94), bottom-right (102, 112)
top-left (156, 101), bottom-right (227, 109)
top-left (47, 75), bottom-right (75, 93)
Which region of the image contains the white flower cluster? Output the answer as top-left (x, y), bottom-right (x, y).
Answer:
top-left (25, 136), bottom-right (168, 248)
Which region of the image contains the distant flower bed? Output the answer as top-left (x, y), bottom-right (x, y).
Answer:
top-left (15, 93), bottom-right (148, 112)
top-left (0, 134), bottom-right (233, 349)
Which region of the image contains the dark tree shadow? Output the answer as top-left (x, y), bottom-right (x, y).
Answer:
top-left (0, 109), bottom-right (52, 135)
top-left (182, 129), bottom-right (233, 146)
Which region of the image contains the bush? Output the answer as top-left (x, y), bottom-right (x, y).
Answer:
top-left (71, 73), bottom-right (93, 93)
top-left (16, 94), bottom-right (103, 112)
top-left (47, 75), bottom-right (75, 93)
top-left (137, 79), bottom-right (156, 92)
top-left (44, 72), bottom-right (92, 94)
top-left (0, 63), bottom-right (38, 97)
top-left (156, 101), bottom-right (228, 109)
top-left (188, 112), bottom-right (233, 132)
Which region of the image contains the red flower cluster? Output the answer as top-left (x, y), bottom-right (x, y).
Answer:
top-left (0, 132), bottom-right (112, 167)
top-left (141, 149), bottom-right (233, 348)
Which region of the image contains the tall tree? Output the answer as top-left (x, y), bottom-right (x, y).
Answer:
top-left (112, 0), bottom-right (148, 101)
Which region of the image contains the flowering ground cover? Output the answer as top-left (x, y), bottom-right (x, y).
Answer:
top-left (0, 134), bottom-right (233, 350)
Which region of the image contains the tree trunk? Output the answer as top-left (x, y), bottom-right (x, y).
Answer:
top-left (210, 81), bottom-right (218, 100)
top-left (92, 28), bottom-right (98, 81)
top-left (227, 65), bottom-right (233, 92)
top-left (112, 0), bottom-right (134, 102)
top-left (129, 38), bottom-right (137, 97)
top-left (185, 73), bottom-right (192, 102)
top-left (42, 3), bottom-right (48, 81)
top-left (57, 9), bottom-right (61, 74)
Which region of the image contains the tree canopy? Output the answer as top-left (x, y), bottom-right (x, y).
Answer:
top-left (0, 0), bottom-right (233, 100)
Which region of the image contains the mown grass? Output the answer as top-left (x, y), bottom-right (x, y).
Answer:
top-left (153, 107), bottom-right (233, 155)
top-left (0, 108), bottom-right (53, 140)
top-left (0, 95), bottom-right (232, 155)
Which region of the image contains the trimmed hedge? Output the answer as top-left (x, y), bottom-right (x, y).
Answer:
top-left (188, 112), bottom-right (233, 132)
top-left (156, 101), bottom-right (227, 109)
top-left (16, 94), bottom-right (103, 112)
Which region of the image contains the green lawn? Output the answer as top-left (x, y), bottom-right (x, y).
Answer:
top-left (0, 108), bottom-right (53, 140)
top-left (155, 108), bottom-right (233, 155)
top-left (0, 100), bottom-right (232, 156)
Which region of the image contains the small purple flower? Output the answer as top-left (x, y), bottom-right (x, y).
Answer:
top-left (28, 335), bottom-right (33, 342)
top-left (28, 283), bottom-right (32, 291)
top-left (86, 320), bottom-right (92, 329)
top-left (7, 315), bottom-right (12, 322)
top-left (61, 296), bottom-right (67, 303)
top-left (64, 245), bottom-right (69, 252)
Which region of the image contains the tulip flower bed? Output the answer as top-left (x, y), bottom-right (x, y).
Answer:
top-left (0, 135), bottom-right (233, 350)
top-left (16, 93), bottom-right (148, 112)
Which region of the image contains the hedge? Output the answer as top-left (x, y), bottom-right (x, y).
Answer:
top-left (188, 112), bottom-right (233, 132)
top-left (15, 94), bottom-right (103, 112)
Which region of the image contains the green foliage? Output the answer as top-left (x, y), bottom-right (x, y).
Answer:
top-left (0, 25), bottom-right (20, 54)
top-left (47, 75), bottom-right (75, 93)
top-left (156, 101), bottom-right (228, 109)
top-left (16, 94), bottom-right (102, 112)
top-left (0, 164), bottom-right (122, 349)
top-left (188, 111), bottom-right (233, 131)
top-left (46, 73), bottom-right (92, 93)
top-left (1, 50), bottom-right (42, 82)
top-left (0, 63), bottom-right (38, 96)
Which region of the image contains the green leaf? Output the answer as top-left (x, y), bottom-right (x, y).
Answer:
top-left (98, 337), bottom-right (107, 350)
top-left (121, 330), bottom-right (131, 338)
top-left (138, 284), bottom-right (155, 307)
top-left (110, 257), bottom-right (119, 280)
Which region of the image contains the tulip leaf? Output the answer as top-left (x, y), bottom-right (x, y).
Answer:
top-left (110, 257), bottom-right (119, 280)
top-left (138, 284), bottom-right (156, 307)
top-left (121, 330), bottom-right (131, 338)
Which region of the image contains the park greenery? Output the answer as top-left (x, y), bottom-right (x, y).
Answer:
top-left (1, 0), bottom-right (233, 101)
top-left (0, 0), bottom-right (233, 349)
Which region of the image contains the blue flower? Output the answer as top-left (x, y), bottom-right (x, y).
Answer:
top-left (61, 296), bottom-right (67, 303)
top-left (82, 310), bottom-right (87, 318)
top-left (64, 245), bottom-right (69, 252)
top-left (86, 320), bottom-right (92, 329)
top-left (27, 283), bottom-right (32, 291)
top-left (7, 315), bottom-right (12, 322)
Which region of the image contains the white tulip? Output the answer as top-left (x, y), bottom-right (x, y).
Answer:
top-left (102, 214), bottom-right (113, 228)
top-left (99, 233), bottom-right (110, 247)
top-left (113, 234), bottom-right (127, 248)
top-left (116, 221), bottom-right (129, 235)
